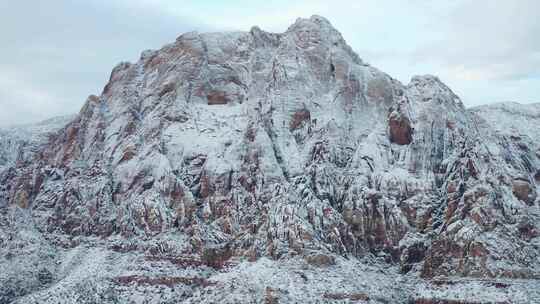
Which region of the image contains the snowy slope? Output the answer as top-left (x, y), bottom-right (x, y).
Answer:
top-left (0, 115), bottom-right (74, 208)
top-left (471, 102), bottom-right (540, 140)
top-left (0, 115), bottom-right (74, 171)
top-left (471, 102), bottom-right (540, 204)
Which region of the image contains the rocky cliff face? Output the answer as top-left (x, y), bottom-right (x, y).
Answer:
top-left (0, 116), bottom-right (74, 206)
top-left (0, 116), bottom-right (74, 170)
top-left (1, 16), bottom-right (539, 303)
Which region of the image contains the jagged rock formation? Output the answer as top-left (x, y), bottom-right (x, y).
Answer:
top-left (0, 116), bottom-right (74, 206)
top-left (0, 116), bottom-right (74, 170)
top-left (0, 16), bottom-right (539, 303)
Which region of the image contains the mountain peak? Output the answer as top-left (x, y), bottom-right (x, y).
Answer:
top-left (286, 15), bottom-right (344, 42)
top-left (295, 15), bottom-right (335, 28)
top-left (407, 74), bottom-right (463, 107)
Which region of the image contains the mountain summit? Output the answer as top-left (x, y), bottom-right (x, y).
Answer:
top-left (1, 16), bottom-right (539, 303)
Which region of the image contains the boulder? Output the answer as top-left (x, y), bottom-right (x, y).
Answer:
top-left (512, 179), bottom-right (537, 205)
top-left (304, 253), bottom-right (335, 267)
top-left (13, 189), bottom-right (29, 209)
top-left (202, 244), bottom-right (233, 269)
top-left (207, 90), bottom-right (229, 105)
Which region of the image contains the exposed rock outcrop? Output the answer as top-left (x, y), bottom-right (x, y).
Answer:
top-left (513, 178), bottom-right (537, 204)
top-left (388, 107), bottom-right (413, 145)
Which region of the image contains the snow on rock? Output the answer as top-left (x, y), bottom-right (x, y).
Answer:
top-left (0, 115), bottom-right (74, 171)
top-left (0, 115), bottom-right (74, 208)
top-left (1, 16), bottom-right (539, 303)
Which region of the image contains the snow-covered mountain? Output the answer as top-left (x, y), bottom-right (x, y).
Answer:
top-left (1, 16), bottom-right (539, 303)
top-left (0, 115), bottom-right (74, 208)
top-left (471, 101), bottom-right (540, 147)
top-left (0, 115), bottom-right (74, 171)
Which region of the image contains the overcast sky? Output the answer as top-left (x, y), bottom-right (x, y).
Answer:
top-left (1, 0), bottom-right (538, 126)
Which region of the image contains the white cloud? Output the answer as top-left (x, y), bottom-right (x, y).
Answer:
top-left (0, 70), bottom-right (63, 126)
top-left (0, 0), bottom-right (212, 126)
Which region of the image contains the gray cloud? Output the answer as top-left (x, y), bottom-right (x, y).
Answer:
top-left (0, 0), bottom-right (212, 126)
top-left (413, 0), bottom-right (540, 82)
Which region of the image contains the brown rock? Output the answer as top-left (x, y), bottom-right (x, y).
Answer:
top-left (102, 62), bottom-right (131, 96)
top-left (466, 159), bottom-right (478, 178)
top-left (119, 148), bottom-right (136, 163)
top-left (202, 244), bottom-right (233, 269)
top-left (13, 189), bottom-right (30, 209)
top-left (421, 238), bottom-right (463, 278)
top-left (88, 94), bottom-right (100, 103)
top-left (158, 82), bottom-right (176, 98)
top-left (304, 253), bottom-right (335, 267)
top-left (198, 171), bottom-right (213, 198)
top-left (517, 218), bottom-right (539, 241)
top-left (289, 109), bottom-right (311, 131)
top-left (207, 90), bottom-right (229, 105)
top-left (400, 241), bottom-right (427, 273)
top-left (264, 287), bottom-right (280, 304)
top-left (512, 179), bottom-right (536, 205)
top-left (446, 119), bottom-right (456, 130)
top-left (388, 111), bottom-right (413, 145)
top-left (446, 181), bottom-right (458, 193)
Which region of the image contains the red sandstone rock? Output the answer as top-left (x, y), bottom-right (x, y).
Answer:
top-left (388, 110), bottom-right (413, 145)
top-left (289, 109), bottom-right (311, 131)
